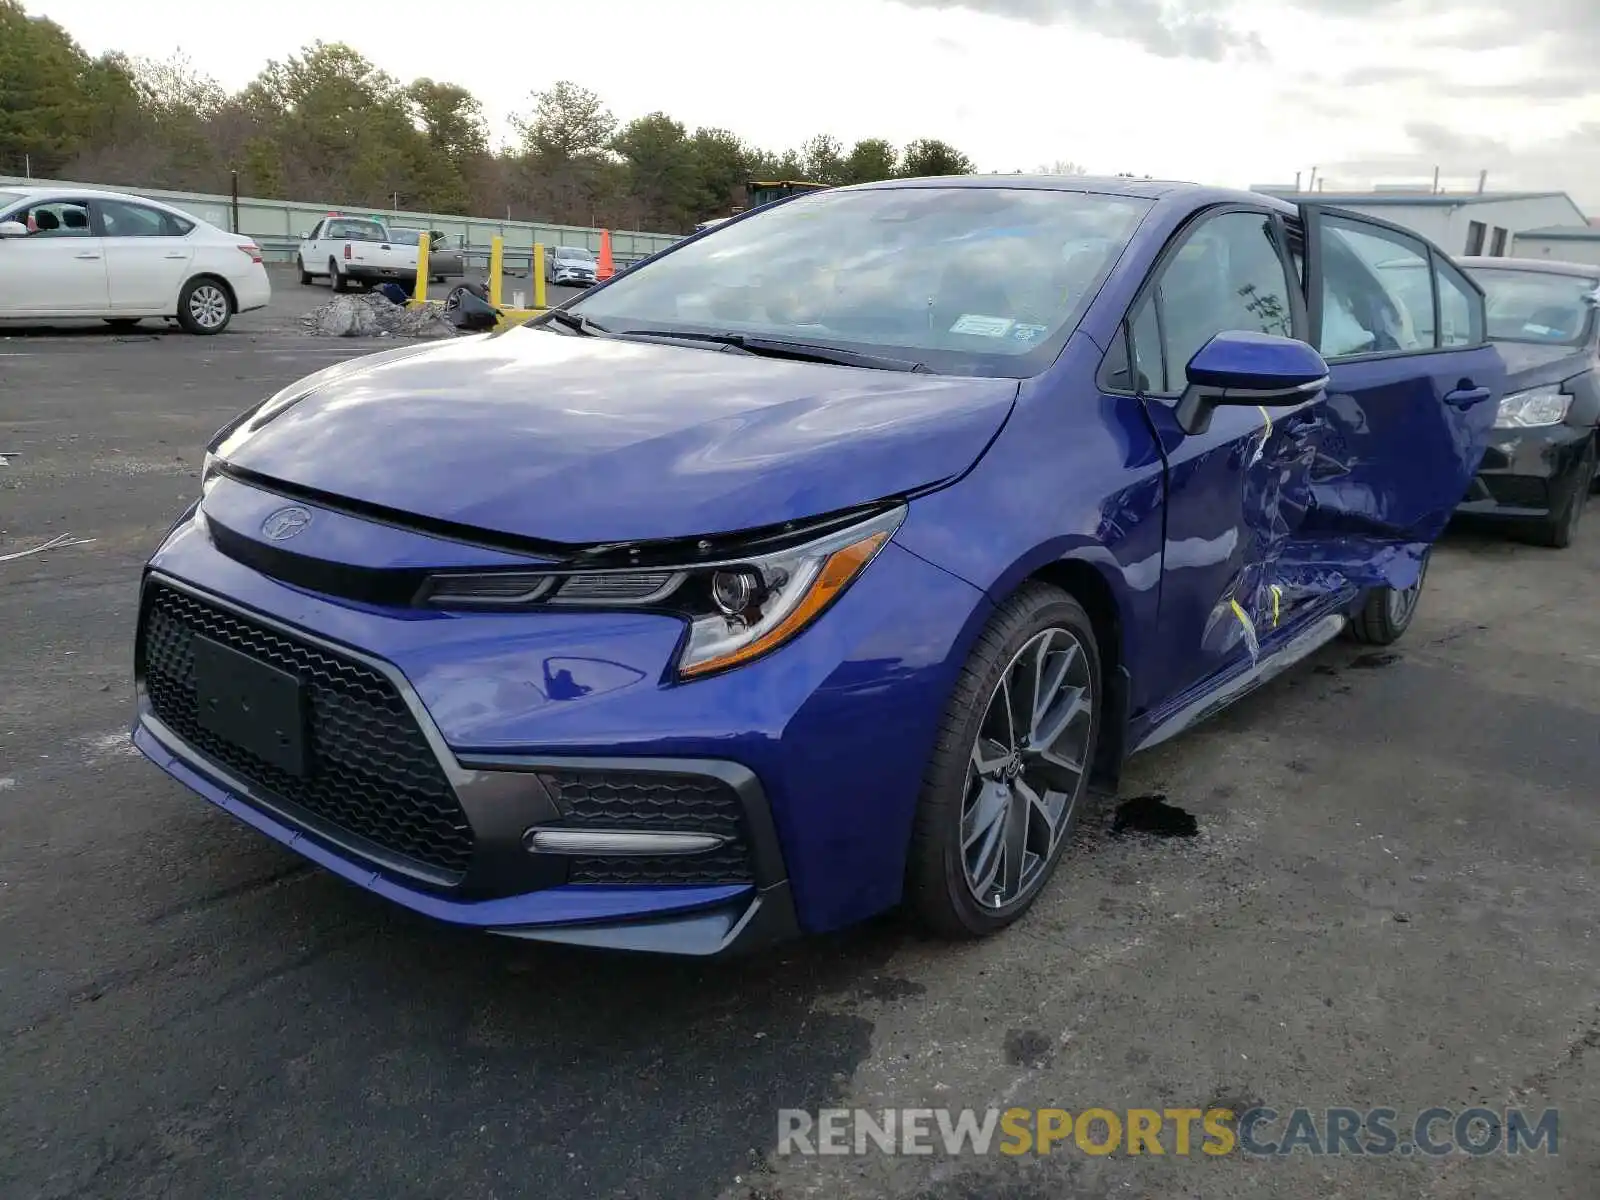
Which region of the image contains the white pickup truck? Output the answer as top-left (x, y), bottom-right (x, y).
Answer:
top-left (296, 216), bottom-right (424, 291)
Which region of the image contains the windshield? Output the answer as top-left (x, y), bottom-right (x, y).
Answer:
top-left (0, 189), bottom-right (25, 213)
top-left (558, 246), bottom-right (594, 261)
top-left (570, 186), bottom-right (1152, 376)
top-left (386, 229), bottom-right (422, 245)
top-left (1468, 267), bottom-right (1600, 346)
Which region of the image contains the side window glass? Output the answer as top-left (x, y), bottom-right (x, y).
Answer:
top-left (1129, 296), bottom-right (1164, 393)
top-left (18, 200), bottom-right (93, 238)
top-left (98, 199), bottom-right (173, 238)
top-left (1155, 211), bottom-right (1294, 390)
top-left (1100, 297), bottom-right (1166, 394)
top-left (1319, 217), bottom-right (1434, 357)
top-left (1436, 259), bottom-right (1484, 347)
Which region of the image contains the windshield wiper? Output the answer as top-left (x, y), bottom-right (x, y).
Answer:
top-left (615, 329), bottom-right (928, 373)
top-left (540, 309), bottom-right (611, 336)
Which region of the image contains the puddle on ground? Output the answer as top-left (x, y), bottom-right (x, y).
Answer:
top-left (1112, 794), bottom-right (1199, 837)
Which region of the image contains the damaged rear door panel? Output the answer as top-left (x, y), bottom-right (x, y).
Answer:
top-left (1291, 206), bottom-right (1504, 589)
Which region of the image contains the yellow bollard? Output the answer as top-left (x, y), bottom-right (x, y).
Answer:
top-left (413, 232), bottom-right (431, 304)
top-left (533, 242), bottom-right (547, 310)
top-left (488, 235), bottom-right (503, 308)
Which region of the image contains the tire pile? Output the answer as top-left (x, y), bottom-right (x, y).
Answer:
top-left (300, 292), bottom-right (458, 339)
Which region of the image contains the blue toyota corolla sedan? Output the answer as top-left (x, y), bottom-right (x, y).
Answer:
top-left (133, 177), bottom-right (1503, 955)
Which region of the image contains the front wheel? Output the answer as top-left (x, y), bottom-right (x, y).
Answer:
top-left (1531, 442), bottom-right (1594, 548)
top-left (176, 277), bottom-right (233, 335)
top-left (906, 583), bottom-right (1100, 938)
top-left (1347, 551), bottom-right (1429, 645)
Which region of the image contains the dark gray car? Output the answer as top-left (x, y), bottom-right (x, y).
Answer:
top-left (387, 228), bottom-right (465, 282)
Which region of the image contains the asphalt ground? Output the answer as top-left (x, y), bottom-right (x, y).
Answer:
top-left (2, 272), bottom-right (1598, 1198)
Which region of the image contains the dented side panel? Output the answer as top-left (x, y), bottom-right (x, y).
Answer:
top-left (1138, 339), bottom-right (1500, 704)
top-left (1308, 344), bottom-right (1505, 562)
top-left (1136, 394), bottom-right (1334, 705)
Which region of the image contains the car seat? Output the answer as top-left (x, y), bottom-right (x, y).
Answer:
top-left (33, 210), bottom-right (59, 232)
top-left (62, 208), bottom-right (88, 230)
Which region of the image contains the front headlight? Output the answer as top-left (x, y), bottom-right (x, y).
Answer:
top-left (420, 505), bottom-right (906, 680)
top-left (1494, 384), bottom-right (1570, 429)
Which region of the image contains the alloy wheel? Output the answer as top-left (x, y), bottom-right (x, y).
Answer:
top-left (188, 284), bottom-right (228, 330)
top-left (961, 626), bottom-right (1094, 910)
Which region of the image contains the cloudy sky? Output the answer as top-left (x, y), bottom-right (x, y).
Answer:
top-left (30, 0), bottom-right (1600, 209)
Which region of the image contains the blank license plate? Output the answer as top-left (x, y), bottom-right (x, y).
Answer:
top-left (192, 636), bottom-right (310, 777)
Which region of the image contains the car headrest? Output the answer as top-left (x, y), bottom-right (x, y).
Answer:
top-left (34, 210), bottom-right (59, 230)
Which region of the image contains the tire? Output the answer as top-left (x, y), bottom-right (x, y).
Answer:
top-left (103, 317), bottom-right (140, 329)
top-left (1346, 550), bottom-right (1429, 645)
top-left (906, 583), bottom-right (1101, 939)
top-left (330, 258), bottom-right (349, 292)
top-left (175, 277), bottom-right (233, 335)
top-left (1531, 443), bottom-right (1594, 548)
top-left (297, 256), bottom-right (313, 286)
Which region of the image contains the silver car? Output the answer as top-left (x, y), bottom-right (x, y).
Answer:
top-left (546, 244), bottom-right (598, 288)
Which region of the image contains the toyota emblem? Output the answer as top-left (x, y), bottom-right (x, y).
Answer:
top-left (261, 506), bottom-right (312, 541)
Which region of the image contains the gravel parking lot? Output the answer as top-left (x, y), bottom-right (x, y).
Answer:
top-left (2, 276), bottom-right (1598, 1199)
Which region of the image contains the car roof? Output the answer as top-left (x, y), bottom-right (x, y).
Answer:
top-left (842, 174), bottom-right (1299, 215)
top-left (1458, 255), bottom-right (1600, 278)
top-left (2, 184), bottom-right (180, 207)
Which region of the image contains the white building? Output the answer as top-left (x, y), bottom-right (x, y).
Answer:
top-left (1508, 225), bottom-right (1600, 269)
top-left (1250, 188), bottom-right (1590, 260)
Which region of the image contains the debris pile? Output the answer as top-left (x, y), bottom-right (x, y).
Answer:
top-left (301, 291), bottom-right (458, 339)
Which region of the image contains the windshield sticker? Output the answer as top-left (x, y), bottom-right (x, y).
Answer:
top-left (1523, 323), bottom-right (1560, 337)
top-left (950, 314), bottom-right (1014, 337)
top-left (1011, 323), bottom-right (1049, 343)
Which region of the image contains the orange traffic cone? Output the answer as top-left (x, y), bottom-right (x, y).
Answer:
top-left (596, 229), bottom-right (615, 281)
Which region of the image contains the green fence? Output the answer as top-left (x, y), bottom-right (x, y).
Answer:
top-left (0, 176), bottom-right (683, 269)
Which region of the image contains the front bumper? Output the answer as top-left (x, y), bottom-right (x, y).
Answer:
top-left (552, 271), bottom-right (596, 286)
top-left (1456, 422), bottom-right (1595, 519)
top-left (132, 503), bottom-right (986, 952)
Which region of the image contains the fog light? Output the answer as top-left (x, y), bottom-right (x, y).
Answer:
top-left (523, 828), bottom-right (726, 856)
top-left (711, 568), bottom-right (764, 617)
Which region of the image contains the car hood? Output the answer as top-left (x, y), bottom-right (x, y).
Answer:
top-left (1494, 340), bottom-right (1594, 391)
top-left (216, 327), bottom-right (1018, 546)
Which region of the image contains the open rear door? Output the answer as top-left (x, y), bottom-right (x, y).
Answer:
top-left (1292, 203), bottom-right (1503, 588)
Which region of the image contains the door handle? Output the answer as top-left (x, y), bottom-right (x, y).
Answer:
top-left (75, 252), bottom-right (101, 260)
top-left (1445, 386), bottom-right (1493, 409)
top-left (163, 252), bottom-right (187, 259)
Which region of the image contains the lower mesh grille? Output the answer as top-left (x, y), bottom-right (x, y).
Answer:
top-left (538, 769), bottom-right (755, 885)
top-left (140, 582), bottom-right (474, 877)
top-left (1483, 475), bottom-right (1549, 509)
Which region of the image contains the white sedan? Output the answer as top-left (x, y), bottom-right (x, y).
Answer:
top-left (0, 186), bottom-right (271, 334)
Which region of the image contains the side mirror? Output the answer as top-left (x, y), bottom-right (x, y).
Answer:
top-left (299, 230), bottom-right (309, 239)
top-left (0, 221), bottom-right (28, 239)
top-left (1175, 330), bottom-right (1329, 435)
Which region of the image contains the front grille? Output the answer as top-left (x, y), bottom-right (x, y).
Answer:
top-left (538, 769), bottom-right (754, 886)
top-left (140, 583), bottom-right (474, 877)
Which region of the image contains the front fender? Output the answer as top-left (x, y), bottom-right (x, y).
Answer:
top-left (892, 338), bottom-right (1168, 712)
